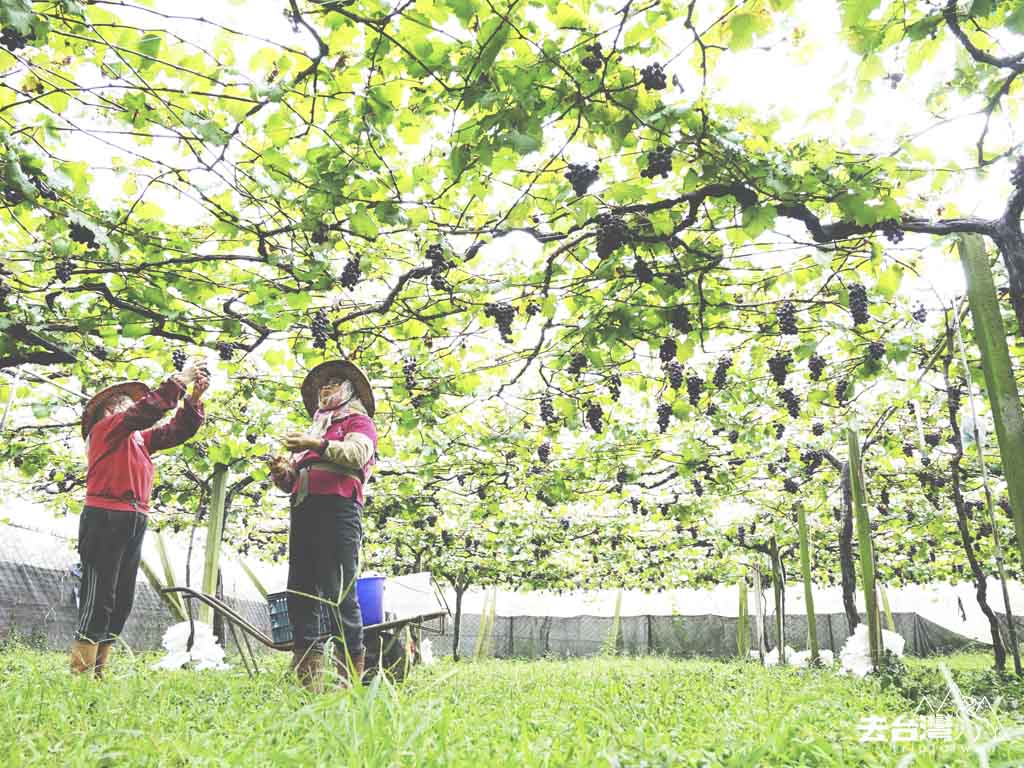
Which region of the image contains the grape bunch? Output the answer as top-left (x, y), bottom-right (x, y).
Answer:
top-left (403, 358), bottom-right (417, 389)
top-left (670, 305), bottom-right (692, 333)
top-left (640, 147), bottom-right (672, 179)
top-left (431, 271), bottom-right (451, 292)
top-left (776, 301), bottom-right (798, 335)
top-left (540, 395), bottom-right (557, 425)
top-left (686, 373), bottom-right (704, 406)
top-left (0, 280), bottom-right (10, 308)
top-left (565, 162), bottom-right (599, 196)
top-left (484, 302), bottom-right (516, 343)
top-left (812, 421), bottom-right (825, 436)
top-left (567, 352), bottom-right (587, 377)
top-left (924, 431), bottom-right (941, 447)
top-left (784, 478), bottom-right (800, 494)
top-left (1, 26), bottom-right (27, 52)
top-left (912, 304), bottom-right (927, 323)
top-left (633, 256), bottom-right (654, 283)
top-left (848, 283), bottom-right (869, 325)
top-left (692, 479), bottom-right (703, 497)
top-left (217, 342), bottom-right (235, 361)
top-left (801, 449), bottom-right (823, 473)
top-left (665, 360), bottom-right (683, 390)
top-left (775, 423), bottom-right (785, 440)
top-left (767, 352), bottom-right (792, 386)
top-left (881, 219), bottom-right (904, 244)
top-left (526, 301), bottom-right (540, 317)
top-left (596, 214), bottom-right (630, 258)
top-left (608, 373), bottom-right (622, 401)
top-left (657, 402), bottom-right (672, 433)
top-left (835, 377), bottom-right (851, 405)
top-left (640, 62), bottom-right (667, 90)
top-left (867, 341), bottom-right (885, 361)
top-left (340, 258), bottom-right (361, 289)
top-left (659, 337), bottom-right (677, 364)
top-left (585, 401), bottom-right (604, 433)
top-left (728, 430), bottom-right (739, 444)
top-left (712, 356), bottom-right (731, 388)
top-left (779, 388), bottom-right (801, 418)
top-left (172, 350), bottom-right (187, 371)
top-left (737, 525), bottom-right (746, 546)
top-left (537, 441), bottom-right (551, 464)
top-left (55, 259), bottom-right (73, 283)
top-left (311, 309), bottom-right (330, 349)
top-left (581, 42), bottom-right (602, 73)
top-left (426, 243), bottom-right (446, 268)
top-left (68, 222), bottom-right (97, 248)
top-left (808, 353), bottom-right (826, 381)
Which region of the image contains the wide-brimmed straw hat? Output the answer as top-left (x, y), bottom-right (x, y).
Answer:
top-left (300, 360), bottom-right (375, 418)
top-left (81, 381), bottom-right (149, 438)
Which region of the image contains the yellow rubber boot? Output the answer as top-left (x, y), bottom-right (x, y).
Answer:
top-left (94, 643), bottom-right (113, 679)
top-left (70, 640), bottom-right (98, 676)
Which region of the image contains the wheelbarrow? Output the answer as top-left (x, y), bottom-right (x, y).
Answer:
top-left (162, 585), bottom-right (448, 683)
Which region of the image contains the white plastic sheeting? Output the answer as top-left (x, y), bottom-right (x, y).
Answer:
top-left (151, 620), bottom-right (230, 671)
top-left (839, 624), bottom-right (906, 678)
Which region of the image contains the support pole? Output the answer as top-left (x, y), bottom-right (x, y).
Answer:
top-left (737, 573), bottom-right (750, 659)
top-left (848, 426), bottom-right (881, 672)
top-left (958, 234), bottom-right (1024, 564)
top-left (200, 464), bottom-right (228, 625)
top-left (797, 502), bottom-right (819, 664)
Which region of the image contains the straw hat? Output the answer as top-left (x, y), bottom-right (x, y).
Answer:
top-left (81, 381), bottom-right (149, 438)
top-left (300, 360), bottom-right (375, 418)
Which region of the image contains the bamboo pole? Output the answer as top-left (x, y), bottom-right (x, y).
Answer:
top-left (952, 292), bottom-right (1023, 675)
top-left (797, 502), bottom-right (819, 664)
top-left (737, 574), bottom-right (750, 659)
top-left (199, 464), bottom-right (228, 625)
top-left (848, 426), bottom-right (881, 672)
top-left (753, 563), bottom-right (766, 664)
top-left (958, 234), bottom-right (1024, 564)
top-left (154, 530), bottom-right (186, 620)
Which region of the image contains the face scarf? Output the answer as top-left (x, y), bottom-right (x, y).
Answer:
top-left (310, 379), bottom-right (369, 440)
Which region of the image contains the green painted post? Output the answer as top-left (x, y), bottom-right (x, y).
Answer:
top-left (847, 427), bottom-right (881, 672)
top-left (958, 234), bottom-right (1024, 564)
top-left (797, 502), bottom-right (819, 664)
top-left (200, 464), bottom-right (229, 625)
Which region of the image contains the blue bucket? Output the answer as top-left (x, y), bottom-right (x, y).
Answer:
top-left (356, 576), bottom-right (385, 625)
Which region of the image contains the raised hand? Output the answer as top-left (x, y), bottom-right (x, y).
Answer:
top-left (187, 372), bottom-right (210, 406)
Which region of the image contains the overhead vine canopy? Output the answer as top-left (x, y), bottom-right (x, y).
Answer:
top-left (2, 0), bottom-right (1023, 591)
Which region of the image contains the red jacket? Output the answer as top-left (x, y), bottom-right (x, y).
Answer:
top-left (84, 378), bottom-right (204, 514)
top-left (292, 413), bottom-right (377, 505)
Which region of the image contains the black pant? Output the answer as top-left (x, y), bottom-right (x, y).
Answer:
top-left (287, 494), bottom-right (364, 657)
top-left (76, 506), bottom-right (148, 645)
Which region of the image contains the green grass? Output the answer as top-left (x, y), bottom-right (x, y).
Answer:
top-left (1, 647), bottom-right (1023, 767)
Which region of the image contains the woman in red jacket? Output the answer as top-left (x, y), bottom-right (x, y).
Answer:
top-left (72, 359), bottom-right (208, 677)
top-left (268, 360), bottom-right (378, 691)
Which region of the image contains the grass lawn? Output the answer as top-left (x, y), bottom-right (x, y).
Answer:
top-left (2, 647), bottom-right (1023, 767)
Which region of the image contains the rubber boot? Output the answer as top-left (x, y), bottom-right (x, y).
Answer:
top-left (296, 650), bottom-right (324, 693)
top-left (69, 640), bottom-right (98, 676)
top-left (94, 643), bottom-right (113, 679)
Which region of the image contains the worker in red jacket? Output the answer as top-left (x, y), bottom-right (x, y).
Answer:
top-left (71, 359), bottom-right (208, 677)
top-left (268, 359), bottom-right (377, 691)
